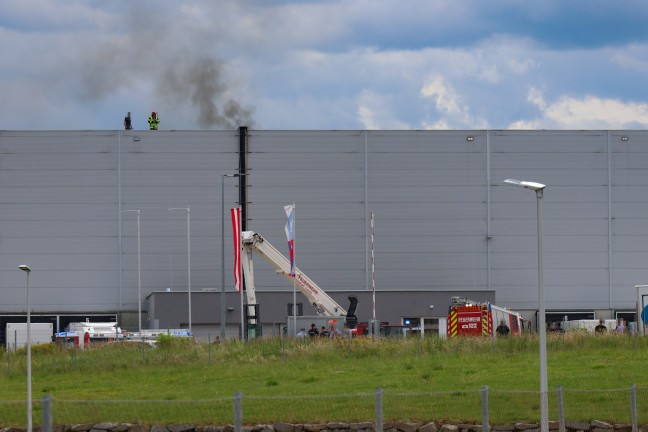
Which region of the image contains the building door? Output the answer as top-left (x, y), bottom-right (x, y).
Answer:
top-left (422, 317), bottom-right (440, 337)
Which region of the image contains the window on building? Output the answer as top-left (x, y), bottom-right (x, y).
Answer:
top-left (287, 303), bottom-right (303, 316)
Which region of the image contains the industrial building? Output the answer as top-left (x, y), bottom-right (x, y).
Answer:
top-left (1, 128), bottom-right (645, 341)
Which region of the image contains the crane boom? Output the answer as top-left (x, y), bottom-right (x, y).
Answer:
top-left (241, 231), bottom-right (357, 326)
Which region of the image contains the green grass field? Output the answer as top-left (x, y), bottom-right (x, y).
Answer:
top-left (0, 332), bottom-right (646, 426)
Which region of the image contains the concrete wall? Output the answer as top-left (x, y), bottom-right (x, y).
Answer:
top-left (2, 129), bottom-right (647, 318)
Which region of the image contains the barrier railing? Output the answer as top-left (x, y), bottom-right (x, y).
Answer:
top-left (0, 386), bottom-right (644, 429)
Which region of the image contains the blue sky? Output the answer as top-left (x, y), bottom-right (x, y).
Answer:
top-left (3, 0), bottom-right (648, 130)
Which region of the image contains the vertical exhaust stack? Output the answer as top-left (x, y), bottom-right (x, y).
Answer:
top-left (238, 126), bottom-right (249, 299)
top-left (238, 126), bottom-right (248, 231)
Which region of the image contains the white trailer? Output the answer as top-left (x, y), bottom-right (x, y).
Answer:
top-left (5, 323), bottom-right (53, 350)
top-left (561, 319), bottom-right (616, 333)
top-left (65, 322), bottom-right (123, 341)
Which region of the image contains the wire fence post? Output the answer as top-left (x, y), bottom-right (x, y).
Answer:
top-left (630, 384), bottom-right (637, 432)
top-left (481, 385), bottom-right (490, 432)
top-left (375, 388), bottom-right (383, 432)
top-left (208, 334), bottom-right (212, 365)
top-left (41, 394), bottom-right (52, 432)
top-left (234, 391), bottom-right (243, 432)
top-left (348, 330), bottom-right (352, 354)
top-left (557, 385), bottom-right (565, 432)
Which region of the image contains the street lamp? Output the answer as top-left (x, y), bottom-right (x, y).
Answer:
top-left (169, 207), bottom-right (192, 334)
top-left (121, 209), bottom-right (142, 342)
top-left (18, 264), bottom-right (32, 432)
top-left (222, 173), bottom-right (246, 341)
top-left (503, 178), bottom-right (548, 432)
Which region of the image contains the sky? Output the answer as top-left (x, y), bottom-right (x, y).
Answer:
top-left (4, 0), bottom-right (648, 131)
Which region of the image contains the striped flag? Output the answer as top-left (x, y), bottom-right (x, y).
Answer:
top-left (230, 207), bottom-right (242, 292)
top-left (284, 204), bottom-right (295, 276)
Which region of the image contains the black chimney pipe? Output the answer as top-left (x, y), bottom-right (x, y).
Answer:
top-left (238, 126), bottom-right (248, 231)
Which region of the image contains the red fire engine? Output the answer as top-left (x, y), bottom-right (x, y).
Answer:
top-left (447, 296), bottom-right (524, 337)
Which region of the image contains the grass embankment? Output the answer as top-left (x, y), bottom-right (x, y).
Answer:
top-left (0, 332), bottom-right (646, 426)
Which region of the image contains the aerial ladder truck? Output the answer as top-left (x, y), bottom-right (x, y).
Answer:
top-left (240, 231), bottom-right (358, 337)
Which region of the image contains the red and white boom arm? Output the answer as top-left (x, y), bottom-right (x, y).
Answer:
top-left (240, 231), bottom-right (353, 319)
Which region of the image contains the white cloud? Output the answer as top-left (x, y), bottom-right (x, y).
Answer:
top-left (478, 65), bottom-right (501, 84)
top-left (507, 57), bottom-right (537, 75)
top-left (518, 88), bottom-right (648, 129)
top-left (422, 119), bottom-right (451, 129)
top-left (420, 75), bottom-right (462, 114)
top-left (611, 50), bottom-right (648, 73)
top-left (355, 90), bottom-right (409, 129)
top-left (507, 119), bottom-right (541, 129)
top-left (527, 87), bottom-right (547, 110)
top-left (357, 105), bottom-right (378, 130)
top-left (419, 75), bottom-right (485, 129)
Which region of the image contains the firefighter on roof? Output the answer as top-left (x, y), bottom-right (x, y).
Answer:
top-left (148, 111), bottom-right (160, 130)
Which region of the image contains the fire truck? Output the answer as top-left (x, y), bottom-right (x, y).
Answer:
top-left (240, 231), bottom-right (358, 336)
top-left (447, 296), bottom-right (523, 337)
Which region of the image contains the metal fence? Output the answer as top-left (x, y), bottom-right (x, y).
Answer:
top-left (1, 386), bottom-right (644, 430)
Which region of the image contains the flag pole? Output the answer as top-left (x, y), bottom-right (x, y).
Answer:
top-left (240, 272), bottom-right (244, 340)
top-left (292, 202), bottom-right (297, 336)
top-left (371, 212), bottom-right (376, 338)
top-left (238, 207), bottom-right (245, 341)
top-left (231, 207), bottom-right (245, 340)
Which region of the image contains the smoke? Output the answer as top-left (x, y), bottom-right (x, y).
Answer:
top-left (79, 6), bottom-right (255, 130)
top-left (159, 57), bottom-right (255, 129)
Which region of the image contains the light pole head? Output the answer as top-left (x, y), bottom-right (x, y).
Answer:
top-left (18, 265), bottom-right (31, 273)
top-left (503, 178), bottom-right (546, 191)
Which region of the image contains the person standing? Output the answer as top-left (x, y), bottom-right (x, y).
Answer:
top-left (307, 323), bottom-right (319, 337)
top-left (595, 319), bottom-right (607, 333)
top-left (124, 112), bottom-right (132, 130)
top-left (496, 319), bottom-right (510, 337)
top-left (148, 111), bottom-right (160, 130)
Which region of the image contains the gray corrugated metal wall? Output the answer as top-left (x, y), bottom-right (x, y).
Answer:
top-left (2, 129), bottom-right (647, 315)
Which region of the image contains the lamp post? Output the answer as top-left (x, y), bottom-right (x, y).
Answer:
top-left (222, 173), bottom-right (246, 341)
top-left (503, 178), bottom-right (548, 432)
top-left (121, 209), bottom-right (142, 342)
top-left (18, 264), bottom-right (31, 432)
top-left (169, 207), bottom-right (191, 334)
